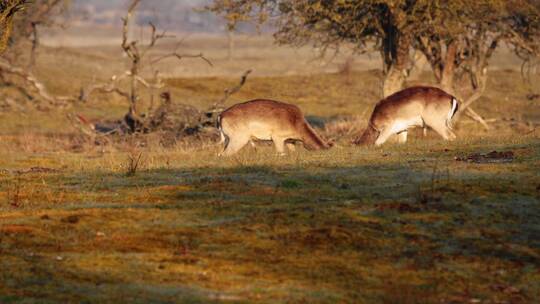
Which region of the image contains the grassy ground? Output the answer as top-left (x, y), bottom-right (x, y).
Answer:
top-left (0, 33), bottom-right (539, 303)
top-left (0, 135), bottom-right (539, 303)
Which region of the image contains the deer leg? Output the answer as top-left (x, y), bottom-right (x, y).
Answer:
top-left (249, 140), bottom-right (257, 150)
top-left (273, 137), bottom-right (287, 156)
top-left (218, 133), bottom-right (230, 155)
top-left (448, 129), bottom-right (457, 140)
top-left (397, 130), bottom-right (408, 144)
top-left (219, 131), bottom-right (226, 144)
top-left (219, 136), bottom-right (250, 156)
top-left (286, 141), bottom-right (296, 152)
top-left (428, 122), bottom-right (454, 141)
top-left (374, 128), bottom-right (394, 146)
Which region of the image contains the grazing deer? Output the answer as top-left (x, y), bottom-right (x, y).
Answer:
top-left (217, 99), bottom-right (331, 156)
top-left (353, 86), bottom-right (459, 146)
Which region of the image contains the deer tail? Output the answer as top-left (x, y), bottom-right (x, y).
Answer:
top-left (446, 97), bottom-right (459, 130)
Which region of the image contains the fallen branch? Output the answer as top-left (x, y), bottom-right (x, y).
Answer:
top-left (465, 107), bottom-right (490, 130)
top-left (0, 58), bottom-right (73, 106)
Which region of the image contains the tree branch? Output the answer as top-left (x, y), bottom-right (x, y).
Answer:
top-left (465, 107), bottom-right (490, 130)
top-left (211, 69), bottom-right (252, 111)
top-left (0, 59), bottom-right (64, 105)
top-left (79, 73), bottom-right (130, 102)
top-left (151, 52), bottom-right (213, 66)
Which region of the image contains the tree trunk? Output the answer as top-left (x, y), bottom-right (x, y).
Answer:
top-left (383, 66), bottom-right (406, 97)
top-left (130, 62), bottom-right (139, 115)
top-left (382, 33), bottom-right (411, 97)
top-left (407, 51), bottom-right (428, 82)
top-left (227, 28), bottom-right (234, 62)
top-left (440, 41), bottom-right (458, 93)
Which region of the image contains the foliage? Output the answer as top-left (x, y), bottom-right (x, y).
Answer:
top-left (414, 1), bottom-right (540, 103)
top-left (0, 1), bottom-right (71, 107)
top-left (4, 0), bottom-right (70, 64)
top-left (0, 55), bottom-right (538, 301)
top-left (0, 0), bottom-right (27, 54)
top-left (204, 0), bottom-right (260, 30)
top-left (205, 0), bottom-right (540, 100)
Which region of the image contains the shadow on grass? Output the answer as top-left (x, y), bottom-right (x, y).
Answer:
top-left (0, 252), bottom-right (226, 303)
top-left (1, 141), bottom-right (539, 302)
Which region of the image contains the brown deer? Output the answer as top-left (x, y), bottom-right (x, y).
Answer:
top-left (354, 86), bottom-right (459, 146)
top-left (217, 99), bottom-right (331, 156)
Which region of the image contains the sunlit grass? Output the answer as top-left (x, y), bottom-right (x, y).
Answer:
top-left (0, 58), bottom-right (539, 302)
top-left (0, 129), bottom-right (538, 302)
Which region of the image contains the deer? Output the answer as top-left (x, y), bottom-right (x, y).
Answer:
top-left (217, 99), bottom-right (332, 156)
top-left (353, 86), bottom-right (459, 146)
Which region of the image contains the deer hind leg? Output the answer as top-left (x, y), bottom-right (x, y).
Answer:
top-left (219, 135), bottom-right (250, 156)
top-left (249, 139), bottom-right (257, 150)
top-left (397, 130), bottom-right (408, 144)
top-left (374, 127), bottom-right (394, 146)
top-left (219, 131), bottom-right (226, 144)
top-left (217, 133), bottom-right (230, 156)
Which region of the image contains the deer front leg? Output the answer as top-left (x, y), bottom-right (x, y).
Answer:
top-left (286, 142), bottom-right (296, 152)
top-left (397, 130), bottom-right (408, 143)
top-left (374, 128), bottom-right (394, 146)
top-left (273, 137), bottom-right (286, 156)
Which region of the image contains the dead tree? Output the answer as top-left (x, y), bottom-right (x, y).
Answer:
top-left (75, 69), bottom-right (252, 143)
top-left (80, 0), bottom-right (211, 133)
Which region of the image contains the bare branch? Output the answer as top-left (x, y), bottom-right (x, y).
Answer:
top-left (465, 107), bottom-right (490, 130)
top-left (66, 113), bottom-right (97, 138)
top-left (133, 74), bottom-right (164, 89)
top-left (151, 52), bottom-right (213, 66)
top-left (508, 28), bottom-right (538, 55)
top-left (79, 73), bottom-right (130, 102)
top-left (212, 69), bottom-right (252, 110)
top-left (0, 59), bottom-right (59, 104)
top-left (121, 0), bottom-right (141, 59)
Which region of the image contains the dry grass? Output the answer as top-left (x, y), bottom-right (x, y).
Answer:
top-left (0, 32), bottom-right (539, 303)
top-left (0, 134), bottom-right (539, 303)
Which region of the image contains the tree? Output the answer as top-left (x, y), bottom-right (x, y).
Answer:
top-left (6, 0), bottom-right (70, 66)
top-left (413, 0), bottom-right (540, 127)
top-left (206, 0), bottom-right (539, 126)
top-left (0, 0), bottom-right (71, 107)
top-left (0, 0), bottom-right (28, 54)
top-left (204, 0), bottom-right (258, 61)
top-left (205, 1), bottom-right (440, 96)
top-left (80, 0), bottom-right (212, 133)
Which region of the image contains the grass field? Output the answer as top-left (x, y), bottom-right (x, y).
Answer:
top-left (0, 31), bottom-right (539, 303)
